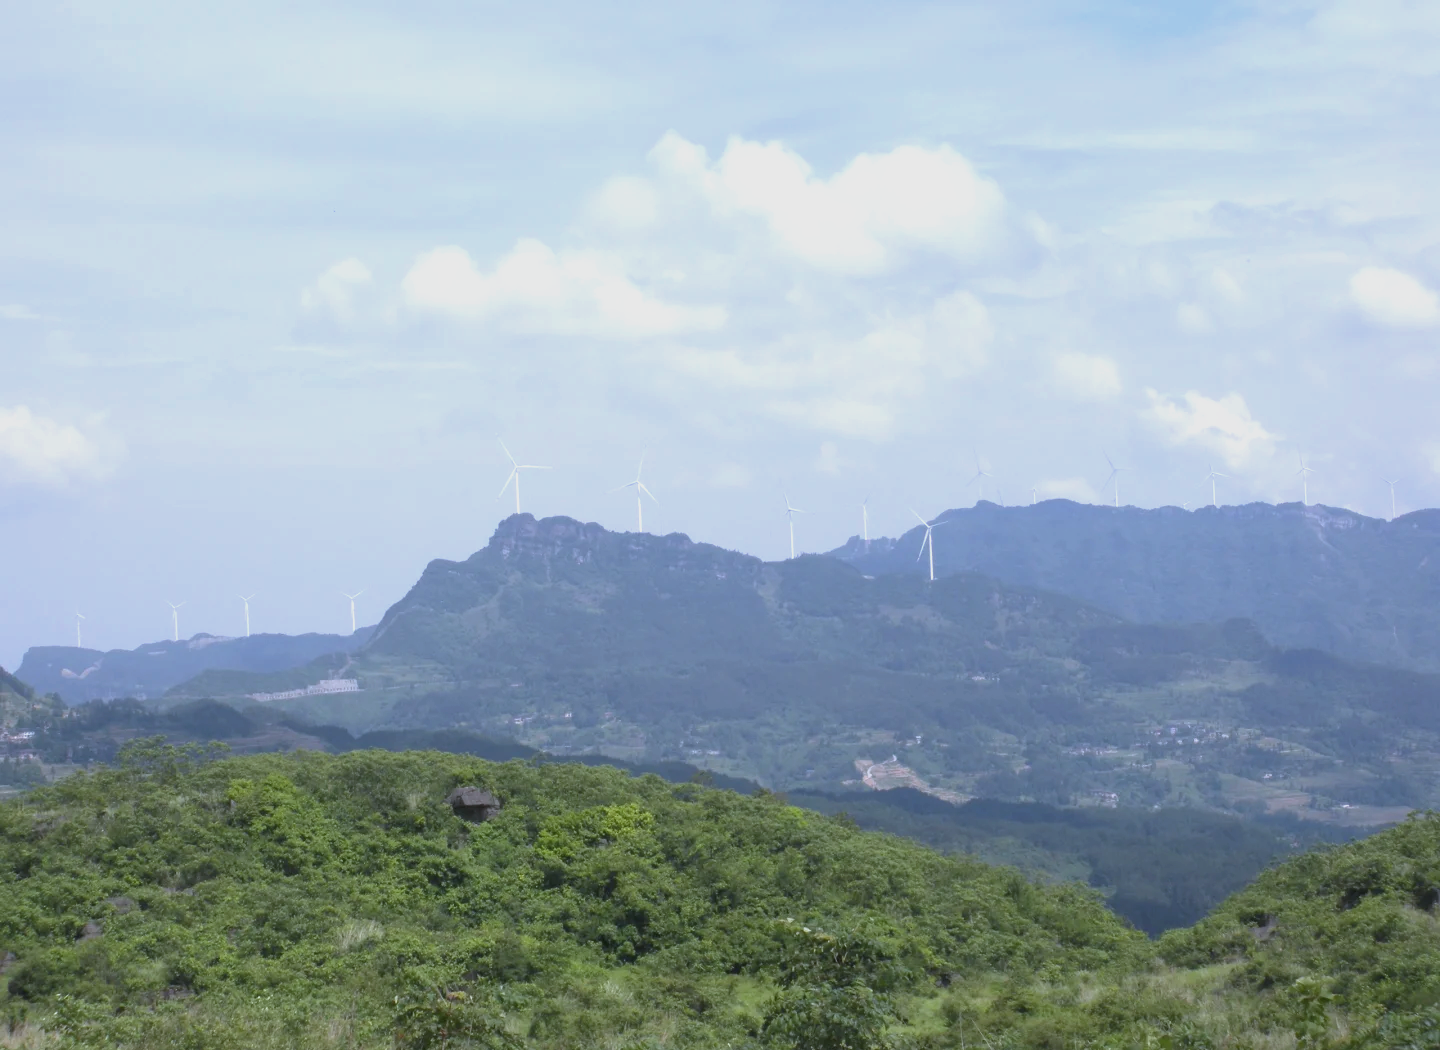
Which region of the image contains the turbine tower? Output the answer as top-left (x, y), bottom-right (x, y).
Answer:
top-left (1296, 453), bottom-right (1316, 507)
top-left (1103, 452), bottom-right (1127, 508)
top-left (1378, 475), bottom-right (1399, 522)
top-left (75, 612), bottom-right (85, 649)
top-left (1031, 488), bottom-right (1037, 506)
top-left (496, 440), bottom-right (552, 515)
top-left (167, 601), bottom-right (185, 643)
top-left (968, 453), bottom-right (995, 503)
top-left (611, 455), bottom-right (657, 532)
top-left (1205, 464), bottom-right (1229, 508)
top-left (341, 591), bottom-right (364, 634)
top-left (239, 594), bottom-right (256, 638)
top-left (784, 495), bottom-right (807, 559)
top-left (861, 497), bottom-right (870, 547)
top-left (910, 509), bottom-right (949, 582)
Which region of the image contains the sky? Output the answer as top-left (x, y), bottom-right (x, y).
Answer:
top-left (4, 0), bottom-right (1440, 665)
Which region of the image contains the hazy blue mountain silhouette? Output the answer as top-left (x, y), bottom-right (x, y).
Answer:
top-left (17, 627), bottom-right (374, 703)
top-left (829, 499), bottom-right (1440, 671)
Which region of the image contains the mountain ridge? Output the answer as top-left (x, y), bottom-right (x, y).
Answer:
top-left (17, 627), bottom-right (376, 704)
top-left (172, 514), bottom-right (1440, 824)
top-left (830, 498), bottom-right (1440, 670)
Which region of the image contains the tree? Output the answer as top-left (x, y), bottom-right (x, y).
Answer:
top-left (761, 920), bottom-right (908, 1050)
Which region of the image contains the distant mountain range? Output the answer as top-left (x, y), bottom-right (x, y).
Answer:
top-left (189, 514), bottom-right (1440, 823)
top-left (15, 627), bottom-right (375, 703)
top-left (830, 499), bottom-right (1440, 672)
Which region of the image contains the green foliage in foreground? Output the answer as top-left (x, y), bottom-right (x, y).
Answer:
top-left (3, 744), bottom-right (1440, 1049)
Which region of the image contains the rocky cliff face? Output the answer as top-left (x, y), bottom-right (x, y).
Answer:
top-left (482, 514), bottom-right (762, 576)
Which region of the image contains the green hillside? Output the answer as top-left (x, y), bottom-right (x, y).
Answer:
top-left (832, 499), bottom-right (1440, 672)
top-left (193, 516), bottom-right (1440, 824)
top-left (6, 697), bottom-right (1315, 934)
top-left (2, 747), bottom-right (1438, 1048)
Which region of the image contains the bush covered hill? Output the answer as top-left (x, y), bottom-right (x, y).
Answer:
top-left (16, 628), bottom-right (375, 705)
top-left (830, 499), bottom-right (1440, 672)
top-left (3, 694), bottom-right (1329, 935)
top-left (2, 746), bottom-right (1439, 1049)
top-left (188, 515), bottom-right (1440, 823)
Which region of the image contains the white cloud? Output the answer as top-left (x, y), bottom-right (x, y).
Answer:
top-left (586, 175), bottom-right (661, 231)
top-left (648, 132), bottom-right (1009, 274)
top-left (401, 240), bottom-right (725, 338)
top-left (814, 441), bottom-right (842, 476)
top-left (709, 462), bottom-right (751, 488)
top-left (1036, 477), bottom-right (1100, 503)
top-left (1176, 303), bottom-right (1213, 335)
top-left (1350, 266), bottom-right (1440, 328)
top-left (300, 258), bottom-right (373, 324)
top-left (662, 290), bottom-right (992, 439)
top-left (0, 406), bottom-right (116, 486)
top-left (1142, 389), bottom-right (1278, 468)
top-left (767, 399), bottom-right (894, 440)
top-left (1050, 352), bottom-right (1121, 400)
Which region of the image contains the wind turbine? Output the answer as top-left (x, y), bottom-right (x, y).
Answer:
top-left (611, 455), bottom-right (657, 532)
top-left (341, 591), bottom-right (364, 634)
top-left (1378, 475), bottom-right (1400, 522)
top-left (167, 602), bottom-right (185, 643)
top-left (496, 440), bottom-right (552, 515)
top-left (968, 453), bottom-right (995, 503)
top-left (784, 495), bottom-right (807, 559)
top-left (239, 594), bottom-right (256, 638)
top-left (1103, 452), bottom-right (1127, 508)
top-left (860, 497), bottom-right (870, 547)
top-left (1296, 453), bottom-right (1316, 507)
top-left (75, 612), bottom-right (85, 649)
top-left (1031, 488), bottom-right (1037, 506)
top-left (911, 509), bottom-right (949, 582)
top-left (1204, 465), bottom-right (1228, 508)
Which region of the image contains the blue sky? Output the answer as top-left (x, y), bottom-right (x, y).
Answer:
top-left (4, 0), bottom-right (1440, 664)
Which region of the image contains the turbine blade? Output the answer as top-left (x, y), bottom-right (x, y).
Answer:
top-left (909, 507), bottom-right (928, 526)
top-left (498, 468), bottom-right (518, 498)
top-left (639, 482), bottom-right (657, 502)
top-left (498, 440), bottom-right (516, 466)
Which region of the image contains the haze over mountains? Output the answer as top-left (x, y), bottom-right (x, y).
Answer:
top-left (15, 627), bottom-right (375, 704)
top-left (832, 499), bottom-right (1440, 671)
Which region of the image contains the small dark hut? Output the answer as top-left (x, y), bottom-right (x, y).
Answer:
top-left (445, 786), bottom-right (502, 823)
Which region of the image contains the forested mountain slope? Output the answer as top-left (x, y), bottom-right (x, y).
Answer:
top-left (198, 515), bottom-right (1440, 822)
top-left (831, 499), bottom-right (1440, 672)
top-left (3, 747), bottom-right (1439, 1048)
